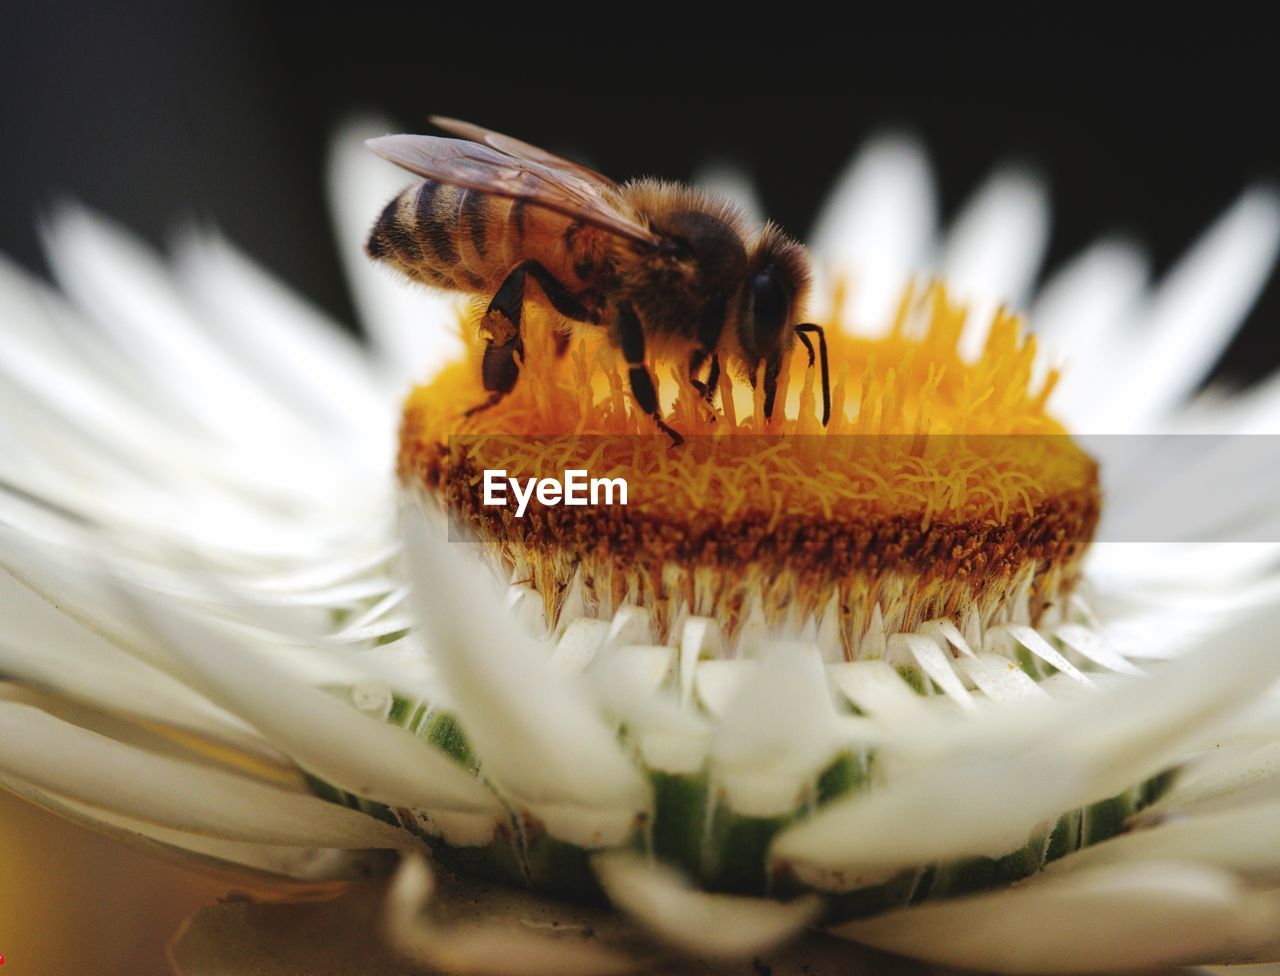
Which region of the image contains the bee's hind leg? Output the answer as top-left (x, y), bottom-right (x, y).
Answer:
top-left (465, 266), bottom-right (529, 417)
top-left (618, 301), bottom-right (683, 446)
top-left (463, 336), bottom-right (524, 418)
top-left (466, 260), bottom-right (596, 416)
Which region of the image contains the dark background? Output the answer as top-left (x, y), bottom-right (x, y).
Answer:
top-left (3, 5), bottom-right (1279, 383)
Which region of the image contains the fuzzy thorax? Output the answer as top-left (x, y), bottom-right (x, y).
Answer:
top-left (399, 285), bottom-right (1099, 653)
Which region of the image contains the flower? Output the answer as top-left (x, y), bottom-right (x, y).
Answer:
top-left (2, 117), bottom-right (1280, 975)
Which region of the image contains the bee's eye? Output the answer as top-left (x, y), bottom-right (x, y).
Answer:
top-left (750, 269), bottom-right (789, 351)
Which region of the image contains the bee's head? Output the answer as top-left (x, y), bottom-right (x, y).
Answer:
top-left (652, 209), bottom-right (748, 286)
top-left (737, 225), bottom-right (812, 367)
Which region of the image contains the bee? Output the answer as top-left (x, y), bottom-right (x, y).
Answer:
top-left (365, 116), bottom-right (829, 444)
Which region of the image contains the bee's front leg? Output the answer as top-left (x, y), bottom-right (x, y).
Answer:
top-left (617, 301), bottom-right (683, 446)
top-left (762, 353), bottom-right (784, 422)
top-left (689, 294), bottom-right (726, 405)
top-left (688, 349), bottom-right (720, 404)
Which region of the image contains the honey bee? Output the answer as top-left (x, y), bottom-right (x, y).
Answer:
top-left (365, 116), bottom-right (829, 444)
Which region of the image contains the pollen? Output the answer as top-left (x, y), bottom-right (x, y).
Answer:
top-left (399, 284), bottom-right (1099, 654)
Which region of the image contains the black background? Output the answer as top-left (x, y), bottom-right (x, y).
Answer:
top-left (3, 5), bottom-right (1278, 384)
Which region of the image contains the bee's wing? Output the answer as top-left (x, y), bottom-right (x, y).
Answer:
top-left (428, 115), bottom-right (617, 192)
top-left (367, 134), bottom-right (660, 249)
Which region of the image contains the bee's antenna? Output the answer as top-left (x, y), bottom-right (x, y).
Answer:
top-left (795, 323), bottom-right (830, 426)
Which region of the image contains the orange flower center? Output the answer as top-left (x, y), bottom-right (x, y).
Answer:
top-left (399, 284), bottom-right (1099, 652)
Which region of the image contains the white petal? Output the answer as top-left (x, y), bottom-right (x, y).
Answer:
top-left (808, 134), bottom-right (937, 335)
top-left (773, 739), bottom-right (1064, 877)
top-left (552, 617), bottom-right (611, 672)
top-left (173, 229), bottom-right (392, 457)
top-left (1, 771), bottom-right (385, 892)
top-left (828, 659), bottom-right (931, 720)
top-left (679, 615), bottom-right (724, 706)
top-left (1047, 798), bottom-right (1280, 879)
top-left (1087, 541), bottom-right (1280, 591)
top-left (1089, 426), bottom-right (1280, 546)
top-left (326, 116), bottom-right (466, 390)
top-left (1142, 739), bottom-right (1280, 818)
top-left (605, 603), bottom-right (655, 647)
top-left (696, 659), bottom-right (756, 719)
top-left (0, 519), bottom-right (380, 694)
top-left (593, 850), bottom-right (822, 960)
top-left (589, 644), bottom-right (674, 698)
top-left (0, 263), bottom-right (261, 514)
top-left (941, 168), bottom-right (1050, 359)
top-left (588, 647), bottom-right (709, 775)
top-left (1029, 238), bottom-right (1148, 425)
top-left (921, 617), bottom-right (976, 659)
top-left (1086, 187), bottom-right (1280, 432)
top-left (773, 605), bottom-right (1280, 875)
top-left (892, 632), bottom-right (974, 709)
top-left (40, 203), bottom-right (317, 448)
top-left (958, 653), bottom-right (1048, 703)
top-left (1055, 622), bottom-right (1143, 675)
top-left (835, 861), bottom-right (1280, 973)
top-left (126, 583), bottom-right (503, 815)
top-left (0, 702), bottom-right (411, 849)
top-left (1002, 623), bottom-right (1094, 686)
top-left (712, 647), bottom-right (844, 817)
top-left (0, 556), bottom-right (267, 751)
top-left (405, 511), bottom-right (648, 840)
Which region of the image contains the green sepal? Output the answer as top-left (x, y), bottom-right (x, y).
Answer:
top-left (419, 822), bottom-right (527, 890)
top-left (520, 817), bottom-right (611, 905)
top-left (1043, 807), bottom-right (1083, 863)
top-left (815, 751), bottom-right (866, 805)
top-left (895, 664), bottom-right (927, 696)
top-left (301, 772), bottom-right (397, 826)
top-left (649, 769), bottom-right (710, 877)
top-left (918, 828), bottom-right (1047, 900)
top-left (702, 800), bottom-right (791, 894)
top-left (819, 869), bottom-right (920, 922)
top-left (1082, 789), bottom-right (1138, 846)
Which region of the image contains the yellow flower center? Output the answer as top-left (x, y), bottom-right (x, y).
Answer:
top-left (399, 284), bottom-right (1099, 652)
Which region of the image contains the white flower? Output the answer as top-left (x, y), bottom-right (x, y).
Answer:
top-left (2, 117), bottom-right (1280, 976)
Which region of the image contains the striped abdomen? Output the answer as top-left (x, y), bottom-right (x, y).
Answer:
top-left (365, 179), bottom-right (608, 297)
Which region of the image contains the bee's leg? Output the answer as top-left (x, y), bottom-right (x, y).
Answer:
top-left (466, 264), bottom-right (531, 416)
top-left (618, 301), bottom-right (683, 446)
top-left (795, 323), bottom-right (831, 426)
top-left (689, 350), bottom-right (721, 403)
top-left (468, 261), bottom-right (598, 416)
top-left (519, 261), bottom-right (594, 322)
top-left (688, 351), bottom-right (721, 424)
top-left (688, 348), bottom-right (708, 396)
top-left (762, 354), bottom-right (784, 422)
top-left (465, 336), bottom-right (524, 418)
top-left (519, 259), bottom-right (597, 360)
top-left (688, 294), bottom-right (726, 403)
